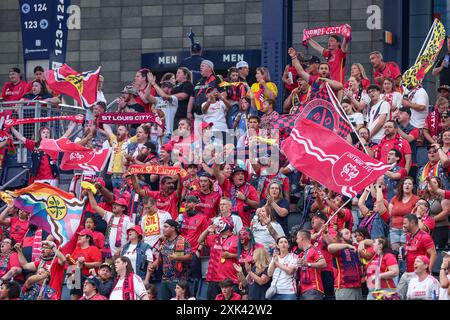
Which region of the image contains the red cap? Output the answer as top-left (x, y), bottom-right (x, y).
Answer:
top-left (95, 178), bottom-right (106, 188)
top-left (127, 225), bottom-right (143, 238)
top-left (78, 229), bottom-right (94, 238)
top-left (416, 255), bottom-right (430, 266)
top-left (201, 122), bottom-right (213, 131)
top-left (161, 141), bottom-right (175, 153)
top-left (114, 198), bottom-right (128, 207)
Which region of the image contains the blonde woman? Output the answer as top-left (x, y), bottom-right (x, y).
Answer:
top-left (345, 63), bottom-right (371, 90)
top-left (249, 67), bottom-right (278, 111)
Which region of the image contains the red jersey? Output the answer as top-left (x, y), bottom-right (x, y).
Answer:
top-left (145, 190), bottom-right (180, 220)
top-left (0, 252), bottom-right (20, 278)
top-left (215, 292), bottom-right (242, 300)
top-left (375, 134), bottom-right (412, 168)
top-left (1, 80), bottom-right (28, 101)
top-left (71, 245), bottom-right (102, 276)
top-left (311, 229), bottom-right (336, 272)
top-left (344, 78), bottom-right (371, 90)
top-left (327, 208), bottom-right (353, 234)
top-left (373, 62), bottom-right (402, 90)
top-left (221, 182), bottom-right (259, 228)
top-left (365, 253), bottom-right (397, 289)
top-left (421, 215), bottom-right (435, 234)
top-left (238, 243), bottom-right (264, 265)
top-left (332, 248), bottom-right (362, 289)
top-left (9, 217), bottom-right (29, 244)
top-left (33, 259), bottom-right (52, 271)
top-left (180, 212), bottom-right (209, 252)
top-left (298, 246), bottom-right (325, 294)
top-left (390, 195), bottom-right (420, 229)
top-left (191, 190), bottom-right (220, 220)
top-left (205, 233), bottom-right (238, 283)
top-left (92, 230), bottom-right (105, 250)
top-left (25, 139), bottom-right (58, 181)
top-left (323, 48), bottom-right (347, 84)
top-left (405, 230), bottom-right (435, 273)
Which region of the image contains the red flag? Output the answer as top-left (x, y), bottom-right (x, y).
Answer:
top-left (60, 148), bottom-right (111, 172)
top-left (39, 137), bottom-right (92, 153)
top-left (281, 119), bottom-right (391, 198)
top-left (46, 64), bottom-right (100, 108)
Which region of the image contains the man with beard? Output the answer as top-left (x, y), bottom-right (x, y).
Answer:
top-left (103, 124), bottom-right (131, 190)
top-left (15, 240), bottom-right (65, 275)
top-left (328, 228), bottom-right (363, 300)
top-left (370, 51), bottom-right (402, 90)
top-left (214, 167), bottom-right (259, 228)
top-left (190, 173), bottom-right (220, 220)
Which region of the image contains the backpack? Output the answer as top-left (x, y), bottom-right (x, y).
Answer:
top-left (359, 211), bottom-right (389, 239)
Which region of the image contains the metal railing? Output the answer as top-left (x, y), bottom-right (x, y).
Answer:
top-left (0, 101), bottom-right (86, 164)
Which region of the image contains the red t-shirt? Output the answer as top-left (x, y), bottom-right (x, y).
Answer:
top-left (298, 246), bottom-right (325, 294)
top-left (332, 248), bottom-right (362, 289)
top-left (180, 212), bottom-right (209, 252)
top-left (238, 243), bottom-right (264, 265)
top-left (311, 229), bottom-right (336, 272)
top-left (191, 190), bottom-right (220, 220)
top-left (9, 217), bottom-right (29, 244)
top-left (375, 135), bottom-right (412, 168)
top-left (323, 48), bottom-right (347, 84)
top-left (373, 62), bottom-right (402, 90)
top-left (344, 78), bottom-right (371, 90)
top-left (405, 230), bottom-right (435, 273)
top-left (0, 252), bottom-right (21, 278)
top-left (71, 245), bottom-right (103, 276)
top-left (205, 234), bottom-right (238, 283)
top-left (215, 292), bottom-right (242, 300)
top-left (327, 208), bottom-right (353, 234)
top-left (389, 195), bottom-right (420, 229)
top-left (221, 183), bottom-right (259, 228)
top-left (33, 259), bottom-right (52, 271)
top-left (25, 139), bottom-right (58, 181)
top-left (421, 215), bottom-right (435, 234)
top-left (365, 253), bottom-right (397, 289)
top-left (145, 190), bottom-right (180, 220)
top-left (1, 81), bottom-right (28, 101)
top-left (92, 231), bottom-right (105, 250)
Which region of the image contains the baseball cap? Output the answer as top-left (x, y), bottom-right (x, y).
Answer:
top-left (416, 255), bottom-right (430, 266)
top-left (201, 122), bottom-right (213, 130)
top-left (191, 42), bottom-right (202, 52)
top-left (114, 197), bottom-right (128, 207)
top-left (311, 212), bottom-right (328, 222)
top-left (78, 229), bottom-right (94, 238)
top-left (306, 56), bottom-right (321, 64)
top-left (438, 84), bottom-right (450, 93)
top-left (85, 276), bottom-right (101, 289)
top-left (236, 61), bottom-right (249, 69)
top-left (100, 262), bottom-right (112, 271)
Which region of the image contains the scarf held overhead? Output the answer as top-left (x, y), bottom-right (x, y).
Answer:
top-left (128, 164), bottom-right (187, 177)
top-left (4, 115), bottom-right (85, 129)
top-left (302, 24), bottom-right (352, 46)
top-left (98, 113), bottom-right (165, 129)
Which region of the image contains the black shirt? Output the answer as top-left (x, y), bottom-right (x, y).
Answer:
top-left (192, 74), bottom-right (222, 114)
top-left (179, 55), bottom-right (204, 85)
top-left (437, 54), bottom-right (450, 86)
top-left (172, 81), bottom-right (194, 121)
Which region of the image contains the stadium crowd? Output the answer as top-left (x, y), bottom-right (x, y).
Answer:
top-left (0, 31), bottom-right (449, 301)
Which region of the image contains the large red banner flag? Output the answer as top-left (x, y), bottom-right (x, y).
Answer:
top-left (46, 64), bottom-right (100, 108)
top-left (39, 137), bottom-right (92, 153)
top-left (60, 148), bottom-right (111, 172)
top-left (281, 119), bottom-right (392, 198)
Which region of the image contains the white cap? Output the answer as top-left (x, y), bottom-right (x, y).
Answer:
top-left (236, 61), bottom-right (249, 69)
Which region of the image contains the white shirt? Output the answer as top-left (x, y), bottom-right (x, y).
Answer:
top-left (251, 217), bottom-right (285, 252)
top-left (213, 215), bottom-right (243, 235)
top-left (439, 274), bottom-right (450, 300)
top-left (406, 274), bottom-right (440, 300)
top-left (348, 112), bottom-right (364, 127)
top-left (123, 243), bottom-right (154, 274)
top-left (270, 253), bottom-right (298, 295)
top-left (202, 100), bottom-right (228, 132)
top-left (155, 96), bottom-right (178, 135)
top-left (104, 211), bottom-right (134, 256)
top-left (407, 87), bottom-right (429, 128)
top-left (109, 274), bottom-right (147, 300)
top-left (381, 92), bottom-right (403, 112)
top-left (140, 210), bottom-right (171, 253)
top-left (367, 100), bottom-right (390, 141)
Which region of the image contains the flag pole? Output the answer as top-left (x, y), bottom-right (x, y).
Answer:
top-left (314, 197), bottom-right (353, 237)
top-left (326, 83), bottom-right (370, 155)
top-left (414, 19), bottom-right (437, 65)
top-left (37, 243), bottom-right (61, 300)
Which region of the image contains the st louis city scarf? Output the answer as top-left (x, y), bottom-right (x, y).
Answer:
top-left (4, 115), bottom-right (85, 129)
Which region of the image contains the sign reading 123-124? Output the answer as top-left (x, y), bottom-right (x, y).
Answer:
top-left (20, 0), bottom-right (52, 60)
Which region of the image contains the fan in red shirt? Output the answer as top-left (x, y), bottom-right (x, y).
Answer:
top-left (179, 196), bottom-right (209, 253)
top-left (132, 174), bottom-right (182, 220)
top-left (133, 68), bottom-right (155, 113)
top-left (217, 167), bottom-right (259, 228)
top-left (296, 229), bottom-right (327, 300)
top-left (327, 228), bottom-right (363, 300)
top-left (370, 51), bottom-right (402, 91)
top-left (0, 206), bottom-right (30, 244)
top-left (0, 238), bottom-right (22, 283)
top-left (344, 63), bottom-right (371, 90)
top-left (198, 217), bottom-right (239, 300)
top-left (396, 214), bottom-right (437, 299)
top-left (307, 34), bottom-right (349, 84)
top-left (364, 237), bottom-right (399, 299)
top-left (215, 278), bottom-right (241, 300)
top-left (190, 173), bottom-right (220, 219)
top-left (374, 121), bottom-right (412, 172)
top-left (412, 199), bottom-right (435, 234)
top-left (1, 68), bottom-right (28, 102)
top-left (314, 191), bottom-right (353, 234)
top-left (79, 276), bottom-right (107, 300)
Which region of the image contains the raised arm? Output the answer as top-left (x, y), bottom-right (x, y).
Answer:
top-left (0, 206), bottom-right (12, 225)
top-left (10, 127), bottom-right (26, 143)
top-left (130, 174), bottom-right (147, 198)
top-left (86, 190), bottom-right (107, 218)
top-left (62, 121), bottom-right (78, 138)
top-left (288, 48), bottom-right (310, 82)
top-left (358, 187), bottom-right (371, 217)
top-left (307, 39), bottom-right (325, 55)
